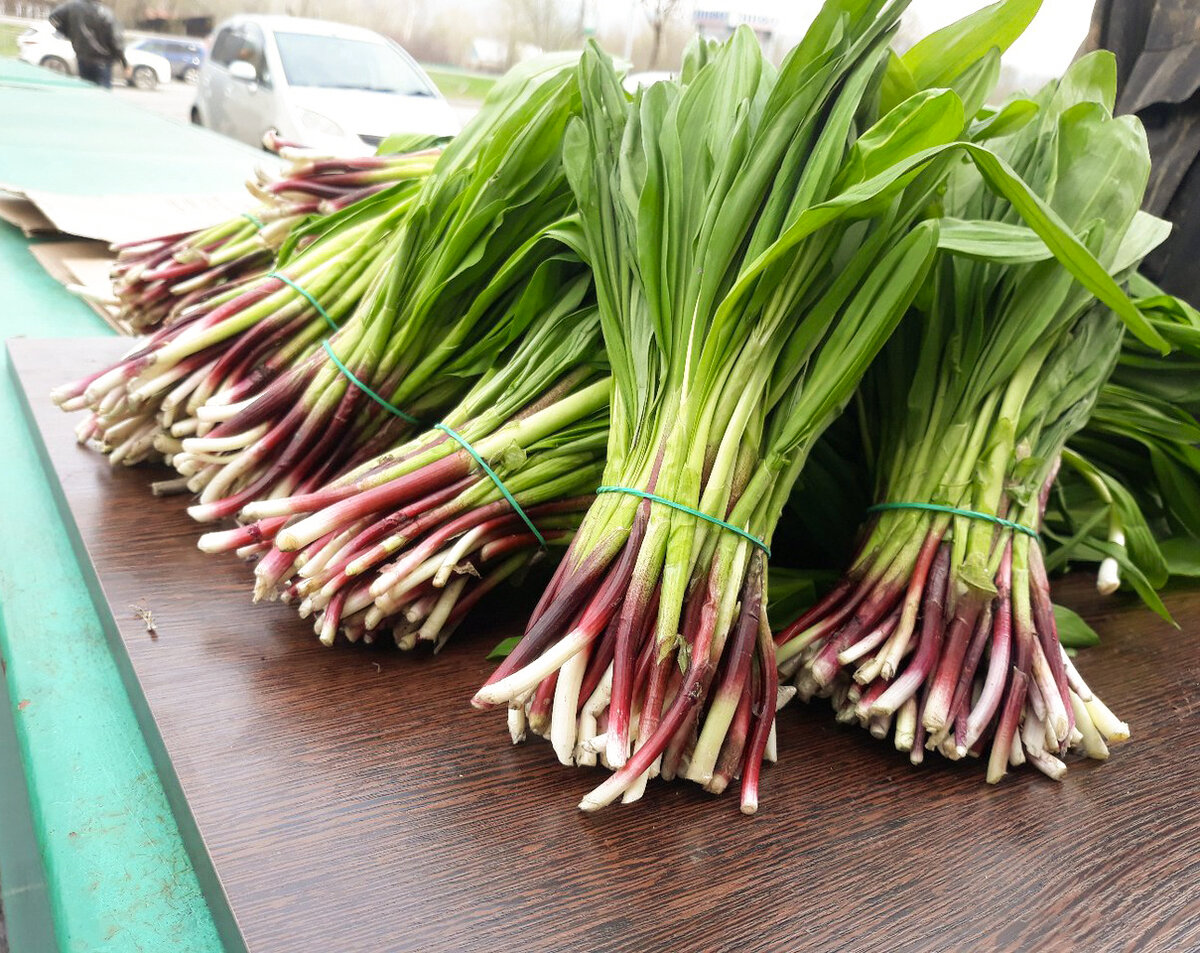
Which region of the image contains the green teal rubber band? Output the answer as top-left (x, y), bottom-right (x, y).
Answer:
top-left (596, 486), bottom-right (770, 557)
top-left (320, 350), bottom-right (543, 547)
top-left (321, 340), bottom-right (423, 425)
top-left (269, 271), bottom-right (338, 332)
top-left (242, 212), bottom-right (265, 230)
top-left (867, 502), bottom-right (1039, 539)
top-left (435, 423), bottom-right (547, 549)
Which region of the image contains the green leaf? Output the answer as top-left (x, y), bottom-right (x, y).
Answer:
top-left (936, 217), bottom-right (1052, 262)
top-left (1053, 603), bottom-right (1101, 647)
top-left (727, 139), bottom-right (1171, 353)
top-left (971, 97), bottom-right (1038, 140)
top-left (878, 51), bottom-right (918, 117)
top-left (374, 131), bottom-right (447, 156)
top-left (1160, 537), bottom-right (1200, 578)
top-left (1150, 445), bottom-right (1200, 539)
top-left (1052, 50), bottom-right (1117, 114)
top-left (834, 88), bottom-right (967, 194)
top-left (901, 0), bottom-right (1042, 91)
top-left (486, 636), bottom-right (522, 660)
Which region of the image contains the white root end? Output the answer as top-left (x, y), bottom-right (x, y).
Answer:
top-left (1085, 695), bottom-right (1130, 742)
top-left (1009, 727), bottom-right (1025, 767)
top-left (1061, 645), bottom-right (1094, 701)
top-left (575, 709), bottom-right (598, 767)
top-left (764, 722), bottom-right (778, 764)
top-left (1097, 528), bottom-right (1126, 595)
top-left (894, 696), bottom-right (917, 752)
top-left (550, 649), bottom-right (588, 766)
top-left (507, 706), bottom-right (527, 745)
top-left (1027, 747), bottom-right (1068, 781)
top-left (1070, 692), bottom-right (1110, 761)
top-left (474, 628), bottom-right (591, 708)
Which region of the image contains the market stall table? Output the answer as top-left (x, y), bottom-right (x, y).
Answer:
top-left (7, 334), bottom-right (1200, 953)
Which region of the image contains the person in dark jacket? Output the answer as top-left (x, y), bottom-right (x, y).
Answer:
top-left (48, 0), bottom-right (126, 89)
top-left (1079, 0), bottom-right (1200, 304)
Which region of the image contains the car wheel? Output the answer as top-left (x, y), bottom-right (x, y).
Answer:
top-left (131, 65), bottom-right (157, 90)
top-left (40, 55), bottom-right (70, 74)
top-left (182, 66), bottom-right (200, 85)
top-left (190, 107), bottom-right (203, 126)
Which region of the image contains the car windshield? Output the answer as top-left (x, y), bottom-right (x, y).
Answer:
top-left (272, 32), bottom-right (432, 94)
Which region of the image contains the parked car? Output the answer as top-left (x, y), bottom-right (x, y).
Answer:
top-left (16, 22), bottom-right (172, 89)
top-left (128, 36), bottom-right (205, 84)
top-left (191, 15), bottom-right (459, 156)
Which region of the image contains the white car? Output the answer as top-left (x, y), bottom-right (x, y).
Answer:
top-left (191, 15), bottom-right (460, 156)
top-left (16, 22), bottom-right (173, 89)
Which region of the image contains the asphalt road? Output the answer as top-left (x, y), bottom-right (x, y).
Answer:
top-left (111, 76), bottom-right (197, 124)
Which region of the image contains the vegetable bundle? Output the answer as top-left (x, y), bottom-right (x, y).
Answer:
top-left (776, 53), bottom-right (1163, 782)
top-left (203, 264), bottom-right (611, 651)
top-left (175, 58), bottom-right (585, 527)
top-left (1046, 277), bottom-right (1200, 606)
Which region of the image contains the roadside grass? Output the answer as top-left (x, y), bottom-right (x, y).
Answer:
top-left (0, 23), bottom-right (22, 57)
top-left (422, 66), bottom-right (497, 102)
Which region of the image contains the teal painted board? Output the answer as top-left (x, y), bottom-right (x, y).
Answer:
top-left (0, 637), bottom-right (58, 953)
top-left (0, 221), bottom-right (224, 953)
top-left (0, 65), bottom-right (261, 197)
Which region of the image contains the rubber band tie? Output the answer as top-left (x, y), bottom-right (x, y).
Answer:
top-left (595, 486), bottom-right (771, 557)
top-left (867, 502), bottom-right (1039, 539)
top-left (242, 212), bottom-right (265, 230)
top-left (434, 423), bottom-right (547, 549)
top-left (269, 272), bottom-right (338, 332)
top-left (322, 350), bottom-right (545, 548)
top-left (321, 341), bottom-right (423, 425)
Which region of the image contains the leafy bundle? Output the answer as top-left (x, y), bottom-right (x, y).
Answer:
top-left (777, 53), bottom-right (1165, 781)
top-left (175, 58), bottom-right (587, 525)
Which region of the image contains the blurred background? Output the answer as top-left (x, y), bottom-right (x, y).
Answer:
top-left (1, 0), bottom-right (1098, 106)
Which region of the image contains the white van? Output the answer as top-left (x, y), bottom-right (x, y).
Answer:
top-left (191, 15), bottom-right (460, 154)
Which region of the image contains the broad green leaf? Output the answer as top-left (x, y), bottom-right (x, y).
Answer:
top-left (1052, 50), bottom-right (1117, 114)
top-left (901, 0), bottom-right (1041, 90)
top-left (1053, 604), bottom-right (1100, 647)
top-left (971, 97), bottom-right (1038, 140)
top-left (725, 139), bottom-right (1171, 352)
top-left (1150, 445), bottom-right (1200, 539)
top-left (937, 217), bottom-right (1052, 262)
top-left (949, 46), bottom-right (1002, 122)
top-left (1160, 538), bottom-right (1200, 578)
top-left (878, 50), bottom-right (918, 116)
top-left (834, 88), bottom-right (967, 194)
top-left (1108, 210), bottom-right (1172, 276)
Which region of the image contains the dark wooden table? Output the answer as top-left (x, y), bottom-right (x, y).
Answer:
top-left (11, 337), bottom-right (1200, 953)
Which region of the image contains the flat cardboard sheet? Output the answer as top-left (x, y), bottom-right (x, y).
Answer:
top-left (0, 194), bottom-right (57, 236)
top-left (27, 239), bottom-right (125, 332)
top-left (14, 188), bottom-right (250, 247)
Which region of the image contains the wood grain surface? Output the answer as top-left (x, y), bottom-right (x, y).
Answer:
top-left (10, 337), bottom-right (1200, 953)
